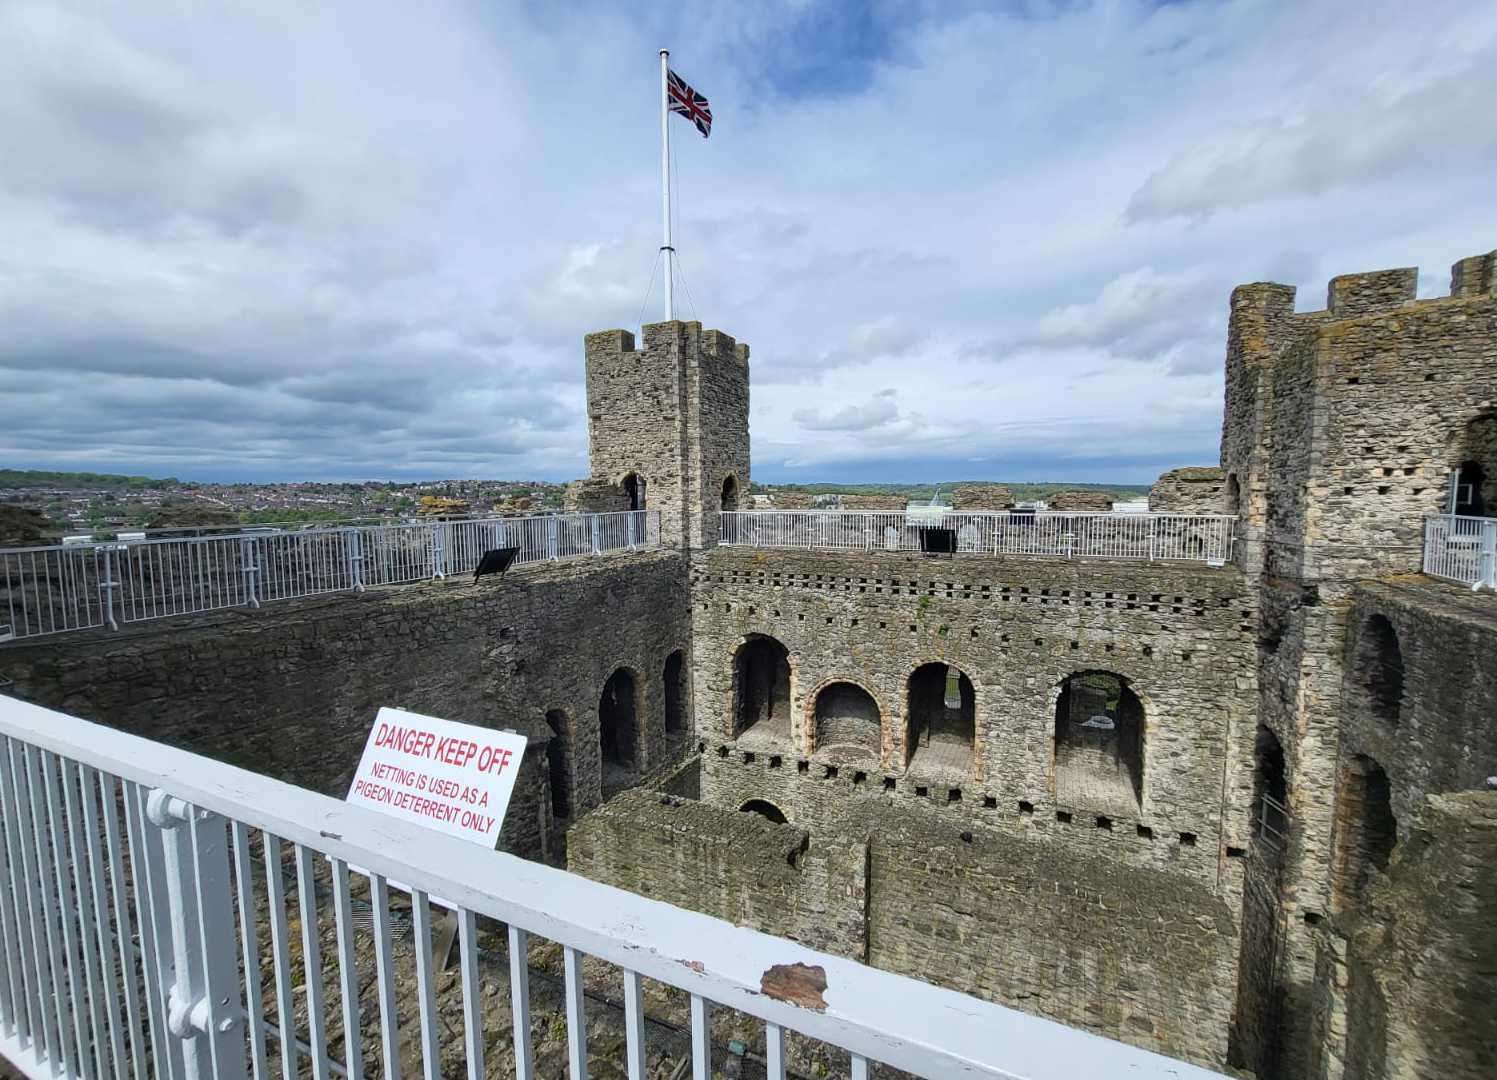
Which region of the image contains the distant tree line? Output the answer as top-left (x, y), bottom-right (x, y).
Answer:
top-left (0, 469), bottom-right (183, 490)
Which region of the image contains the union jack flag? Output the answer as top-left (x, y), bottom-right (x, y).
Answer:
top-left (668, 69), bottom-right (712, 138)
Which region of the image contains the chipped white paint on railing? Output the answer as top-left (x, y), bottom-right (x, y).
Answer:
top-left (0, 511), bottom-right (659, 642)
top-left (1423, 513), bottom-right (1497, 591)
top-left (0, 695), bottom-right (1229, 1080)
top-left (720, 510), bottom-right (1236, 565)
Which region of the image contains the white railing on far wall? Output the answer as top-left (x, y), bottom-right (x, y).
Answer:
top-left (0, 512), bottom-right (658, 642)
top-left (0, 696), bottom-right (1228, 1080)
top-left (1423, 513), bottom-right (1497, 591)
top-left (720, 511), bottom-right (1236, 565)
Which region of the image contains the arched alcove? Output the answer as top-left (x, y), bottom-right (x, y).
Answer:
top-left (544, 709), bottom-right (571, 819)
top-left (1053, 671), bottom-right (1144, 814)
top-left (622, 472), bottom-right (646, 512)
top-left (812, 682), bottom-right (881, 764)
top-left (1252, 724), bottom-right (1287, 848)
top-left (740, 799), bottom-right (788, 825)
top-left (599, 668), bottom-right (639, 799)
top-left (1331, 754), bottom-right (1397, 912)
top-left (733, 635), bottom-right (791, 742)
top-left (664, 649), bottom-right (687, 736)
top-left (1352, 614), bottom-right (1404, 726)
top-left (721, 475), bottom-right (739, 512)
top-left (905, 663), bottom-right (975, 777)
top-left (1449, 410), bottom-right (1497, 516)
top-left (1225, 472), bottom-right (1242, 517)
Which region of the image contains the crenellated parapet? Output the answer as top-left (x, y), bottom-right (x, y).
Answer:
top-left (582, 319), bottom-right (751, 549)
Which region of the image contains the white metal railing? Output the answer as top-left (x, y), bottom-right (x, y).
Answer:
top-left (0, 511), bottom-right (658, 641)
top-left (720, 511), bottom-right (1236, 565)
top-left (0, 696), bottom-right (1228, 1080)
top-left (1254, 793), bottom-right (1289, 853)
top-left (1423, 513), bottom-right (1497, 592)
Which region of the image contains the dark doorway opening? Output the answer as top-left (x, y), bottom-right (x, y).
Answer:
top-left (1332, 754), bottom-right (1397, 911)
top-left (623, 473), bottom-right (645, 512)
top-left (599, 668), bottom-right (638, 799)
top-left (905, 663), bottom-right (975, 777)
top-left (545, 709), bottom-right (571, 819)
top-left (734, 635), bottom-right (791, 742)
top-left (1054, 672), bottom-right (1144, 814)
top-left (740, 799), bottom-right (788, 825)
top-left (664, 649), bottom-right (687, 737)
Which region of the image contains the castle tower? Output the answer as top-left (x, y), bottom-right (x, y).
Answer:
top-left (577, 320), bottom-right (750, 549)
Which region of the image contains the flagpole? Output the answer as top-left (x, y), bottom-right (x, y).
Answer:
top-left (660, 48), bottom-right (674, 322)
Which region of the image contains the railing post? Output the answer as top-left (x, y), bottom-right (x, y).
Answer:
top-left (432, 523), bottom-right (446, 579)
top-left (146, 789), bottom-right (248, 1080)
top-left (1148, 517), bottom-right (1157, 561)
top-left (346, 529), bottom-right (365, 593)
top-left (1480, 521), bottom-right (1496, 592)
top-left (547, 517), bottom-right (560, 561)
top-left (239, 539), bottom-right (260, 609)
top-left (591, 515), bottom-right (602, 555)
top-left (626, 512), bottom-right (637, 549)
top-left (99, 546), bottom-right (119, 630)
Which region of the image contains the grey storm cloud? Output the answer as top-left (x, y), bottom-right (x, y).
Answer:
top-left (1, 0), bottom-right (1495, 483)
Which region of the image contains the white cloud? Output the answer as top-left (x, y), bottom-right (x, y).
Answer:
top-left (0, 0), bottom-right (1494, 484)
top-left (794, 389), bottom-right (902, 432)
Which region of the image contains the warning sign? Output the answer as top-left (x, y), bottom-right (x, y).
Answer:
top-left (347, 707), bottom-right (529, 848)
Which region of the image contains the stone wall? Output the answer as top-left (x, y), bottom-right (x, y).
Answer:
top-left (0, 551), bottom-right (692, 859)
top-left (1339, 581), bottom-right (1497, 828)
top-left (563, 478), bottom-right (632, 513)
top-left (583, 321), bottom-right (749, 550)
top-left (689, 546), bottom-right (1260, 887)
top-left (1218, 250), bottom-right (1497, 1079)
top-left (864, 811), bottom-right (1239, 1068)
top-left (684, 328), bottom-right (752, 548)
top-left (836, 493), bottom-right (904, 510)
top-left (568, 767), bottom-right (1240, 1069)
top-left (949, 483), bottom-right (1014, 510)
top-left (566, 787), bottom-right (868, 960)
top-left (1149, 467), bottom-right (1226, 514)
top-left (1311, 792), bottom-right (1497, 1080)
top-left (1048, 488), bottom-right (1112, 511)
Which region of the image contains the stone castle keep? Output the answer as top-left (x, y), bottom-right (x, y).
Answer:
top-left (4, 250), bottom-right (1496, 1078)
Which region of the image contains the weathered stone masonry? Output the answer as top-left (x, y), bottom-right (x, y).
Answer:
top-left (6, 255), bottom-right (1497, 1078)
top-left (2, 551), bottom-right (692, 860)
top-left (1221, 251), bottom-right (1497, 1078)
top-left (688, 547), bottom-right (1261, 880)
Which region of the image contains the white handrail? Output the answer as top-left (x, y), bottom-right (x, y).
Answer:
top-left (720, 511), bottom-right (1236, 565)
top-left (1423, 513), bottom-right (1497, 591)
top-left (0, 511), bottom-right (660, 641)
top-left (0, 696), bottom-right (1227, 1080)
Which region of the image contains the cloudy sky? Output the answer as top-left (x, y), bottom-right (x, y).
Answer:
top-left (3, 1), bottom-right (1495, 485)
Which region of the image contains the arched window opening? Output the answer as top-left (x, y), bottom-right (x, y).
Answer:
top-left (664, 649), bottom-right (687, 736)
top-left (1331, 754), bottom-right (1397, 912)
top-left (622, 472), bottom-right (645, 512)
top-left (721, 475), bottom-right (739, 512)
top-left (905, 663), bottom-right (975, 777)
top-left (1053, 672), bottom-right (1144, 814)
top-left (1352, 614), bottom-right (1404, 726)
top-left (1225, 473), bottom-right (1242, 517)
top-left (813, 682), bottom-right (881, 764)
top-left (1454, 460), bottom-right (1487, 517)
top-left (544, 710), bottom-right (571, 819)
top-left (599, 668), bottom-right (638, 799)
top-left (740, 799), bottom-right (788, 825)
top-left (1448, 411), bottom-right (1497, 517)
top-left (1252, 725), bottom-right (1287, 848)
top-left (733, 635), bottom-right (791, 743)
